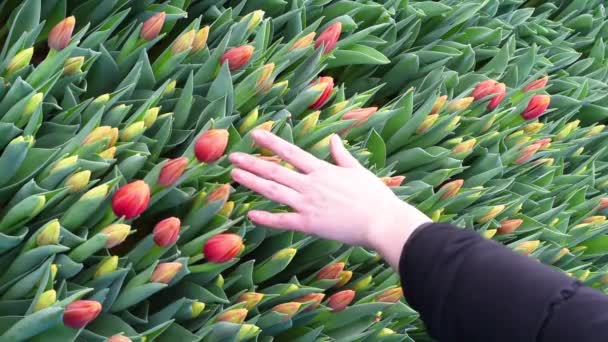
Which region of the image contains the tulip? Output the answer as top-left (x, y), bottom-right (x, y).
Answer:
top-left (472, 80), bottom-right (506, 110)
top-left (141, 12), bottom-right (165, 41)
top-left (204, 233), bottom-right (244, 263)
top-left (447, 97), bottom-right (474, 111)
top-left (81, 184), bottom-right (108, 202)
top-left (95, 256), bottom-right (119, 278)
top-left (194, 129), bottom-right (229, 163)
top-left (191, 302), bottom-right (205, 318)
top-left (316, 262), bottom-right (345, 280)
top-left (143, 107), bottom-right (160, 128)
top-left (238, 292), bottom-right (264, 310)
top-left (483, 229), bottom-right (497, 239)
top-left (378, 328), bottom-right (396, 337)
top-left (341, 107), bottom-right (378, 128)
top-left (315, 22), bottom-right (342, 53)
top-left (50, 156), bottom-right (78, 174)
top-left (256, 63), bottom-right (275, 93)
top-left (381, 176), bottom-right (406, 187)
top-left (452, 138), bottom-right (476, 154)
top-left (101, 224), bottom-right (131, 248)
top-left (171, 30), bottom-right (196, 54)
top-left (586, 125), bottom-right (605, 137)
top-left (515, 143), bottom-right (541, 164)
top-left (536, 138), bottom-right (551, 149)
top-left (99, 147), bottom-right (116, 160)
top-left (153, 217), bottom-right (181, 247)
top-left (158, 157), bottom-right (189, 187)
top-left (272, 302), bottom-right (301, 319)
top-left (111, 180), bottom-right (150, 219)
top-left (237, 324), bottom-right (261, 340)
top-left (34, 290), bottom-right (57, 312)
top-left (36, 219), bottom-right (60, 246)
top-left (243, 10), bottom-right (264, 30)
top-left (191, 26), bottom-right (210, 53)
top-left (583, 216), bottom-right (606, 224)
top-left (477, 205), bottom-right (506, 224)
top-left (524, 76), bottom-right (549, 92)
top-left (150, 262), bottom-right (182, 284)
top-left (376, 287), bottom-right (403, 303)
top-left (63, 300), bottom-right (102, 328)
top-left (416, 114), bottom-right (439, 134)
top-left (6, 48), bottom-right (33, 75)
top-left (523, 122), bottom-right (544, 134)
top-left (219, 201), bottom-right (235, 217)
top-left (327, 290), bottom-right (355, 312)
top-left (49, 17), bottom-right (75, 50)
top-left (498, 219), bottom-right (523, 235)
top-left (216, 308), bottom-right (247, 323)
top-left (439, 179), bottom-right (463, 200)
top-left (220, 45), bottom-right (254, 71)
top-left (514, 240), bottom-right (540, 255)
top-left (63, 56), bottom-right (84, 75)
top-left (553, 248), bottom-right (570, 263)
top-left (50, 264), bottom-right (58, 282)
top-left (309, 76), bottom-right (334, 110)
top-left (600, 198), bottom-right (608, 210)
top-left (521, 94), bottom-right (550, 120)
top-left (272, 248), bottom-right (297, 261)
top-left (351, 275), bottom-right (372, 291)
top-left (295, 293), bottom-right (325, 310)
top-left (335, 270), bottom-right (353, 287)
top-left (120, 122), bottom-right (146, 142)
top-left (291, 32), bottom-right (316, 50)
top-left (239, 108), bottom-right (259, 134)
top-left (107, 335), bottom-right (132, 342)
top-left (23, 93), bottom-right (43, 121)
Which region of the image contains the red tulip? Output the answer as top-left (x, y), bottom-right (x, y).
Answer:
top-left (439, 179), bottom-right (464, 200)
top-left (315, 22), bottom-right (342, 53)
top-left (376, 287), bottom-right (403, 303)
top-left (112, 180), bottom-right (150, 219)
top-left (206, 184), bottom-right (231, 204)
top-left (150, 262), bottom-right (182, 284)
top-left (309, 76), bottom-right (334, 110)
top-left (472, 80), bottom-right (506, 110)
top-left (521, 95), bottom-right (550, 120)
top-left (220, 45), bottom-right (254, 71)
top-left (327, 290), bottom-right (355, 312)
top-left (141, 12), bottom-right (166, 41)
top-left (498, 219), bottom-right (523, 235)
top-left (204, 233), bottom-right (244, 263)
top-left (63, 300), bottom-right (102, 328)
top-left (194, 129), bottom-right (229, 163)
top-left (294, 293), bottom-right (325, 310)
top-left (524, 76), bottom-right (549, 92)
top-left (49, 17), bottom-right (75, 50)
top-left (153, 217), bottom-right (181, 247)
top-left (158, 157), bottom-right (189, 187)
top-left (316, 262), bottom-right (345, 280)
top-left (600, 198), bottom-right (608, 210)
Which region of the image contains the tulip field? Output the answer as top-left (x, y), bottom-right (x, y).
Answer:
top-left (0, 0), bottom-right (607, 341)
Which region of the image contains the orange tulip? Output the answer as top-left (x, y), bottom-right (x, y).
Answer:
top-left (327, 290), bottom-right (355, 312)
top-left (521, 95), bottom-right (550, 120)
top-left (524, 76), bottom-right (549, 92)
top-left (48, 17), bottom-right (75, 50)
top-left (153, 217), bottom-right (181, 247)
top-left (194, 129), bottom-right (229, 163)
top-left (309, 76), bottom-right (334, 110)
top-left (204, 233), bottom-right (244, 263)
top-left (150, 262), bottom-right (182, 284)
top-left (316, 262), bottom-right (345, 280)
top-left (141, 12), bottom-right (166, 41)
top-left (220, 45), bottom-right (254, 71)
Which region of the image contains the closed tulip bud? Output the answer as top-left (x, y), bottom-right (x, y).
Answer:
top-left (237, 324), bottom-right (260, 341)
top-left (272, 302), bottom-right (301, 319)
top-left (206, 184), bottom-right (231, 204)
top-left (243, 10), bottom-right (264, 30)
top-left (600, 198), bottom-right (608, 210)
top-left (431, 95), bottom-right (448, 114)
top-left (217, 308), bottom-right (247, 323)
top-left (238, 292), bottom-right (264, 310)
top-left (523, 122), bottom-right (544, 134)
top-left (83, 126), bottom-right (118, 147)
top-left (24, 93), bottom-right (43, 118)
top-left (309, 76), bottom-right (334, 110)
top-left (95, 256), bottom-right (119, 278)
top-left (204, 233), bottom-right (244, 263)
top-left (48, 16), bottom-right (75, 50)
top-left (107, 335), bottom-right (132, 342)
top-left (583, 216), bottom-right (606, 224)
top-left (483, 229), bottom-right (497, 239)
top-left (381, 176), bottom-right (406, 187)
top-left (330, 101), bottom-right (349, 115)
top-left (239, 108), bottom-right (259, 134)
top-left (101, 224), bottom-right (131, 248)
top-left (586, 125), bottom-right (605, 137)
top-left (295, 293), bottom-right (325, 310)
top-left (316, 262), bottom-right (345, 280)
top-left (447, 97), bottom-right (474, 111)
top-left (112, 180), bottom-right (150, 219)
top-left (143, 107), bottom-right (160, 128)
top-left (51, 156), bottom-right (78, 174)
top-left (536, 138), bottom-right (551, 150)
top-left (378, 328), bottom-right (395, 337)
top-left (524, 76), bottom-right (549, 92)
top-left (472, 80), bottom-right (506, 110)
top-left (194, 129), bottom-right (229, 163)
top-left (219, 201), bottom-right (235, 217)
top-left (342, 107), bottom-right (378, 128)
top-left (553, 248), bottom-right (569, 263)
top-left (63, 56), bottom-right (84, 75)
top-left (152, 217), bottom-right (180, 247)
top-left (555, 120), bottom-right (580, 140)
top-left (514, 240), bottom-right (540, 255)
top-left (163, 80), bottom-right (177, 96)
top-left (63, 300), bottom-right (102, 328)
top-left (439, 179), bottom-right (463, 200)
top-left (256, 63), bottom-right (275, 93)
top-left (376, 287), bottom-right (403, 303)
top-left (351, 275), bottom-right (372, 291)
top-left (81, 184), bottom-right (108, 200)
top-left (416, 114), bottom-right (439, 134)
top-left (141, 12), bottom-right (165, 41)
top-left (452, 138), bottom-right (476, 154)
top-left (94, 93), bottom-right (110, 104)
top-left (171, 30), bottom-right (195, 54)
top-left (515, 143), bottom-right (541, 164)
top-left (498, 219), bottom-right (523, 235)
top-left (327, 290), bottom-right (355, 312)
top-left (192, 26), bottom-right (209, 53)
top-left (37, 219), bottom-right (60, 246)
top-left (120, 121), bottom-right (146, 142)
top-left (6, 48), bottom-right (33, 75)
top-left (158, 157), bottom-right (188, 187)
top-left (220, 45), bottom-right (254, 71)
top-left (291, 32), bottom-right (316, 50)
top-left (191, 301), bottom-right (205, 318)
top-left (273, 248), bottom-right (297, 261)
top-left (34, 290), bottom-right (57, 312)
top-left (521, 94), bottom-right (550, 120)
top-left (315, 22), bottom-right (342, 53)
top-left (335, 270), bottom-right (353, 287)
top-left (578, 270), bottom-right (591, 281)
top-left (478, 205), bottom-right (506, 224)
top-left (574, 148), bottom-right (584, 157)
top-left (51, 264), bottom-right (58, 281)
top-left (99, 147), bottom-right (116, 160)
top-left (150, 262), bottom-right (182, 284)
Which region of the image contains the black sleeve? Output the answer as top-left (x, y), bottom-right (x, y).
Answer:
top-left (399, 222), bottom-right (608, 342)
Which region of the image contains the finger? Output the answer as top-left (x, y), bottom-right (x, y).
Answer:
top-left (330, 134), bottom-right (362, 168)
top-left (248, 210), bottom-right (309, 232)
top-left (232, 168), bottom-right (302, 208)
top-left (229, 152), bottom-right (306, 191)
top-left (251, 130), bottom-right (324, 173)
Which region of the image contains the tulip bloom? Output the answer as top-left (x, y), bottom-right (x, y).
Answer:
top-left (335, 270), bottom-right (353, 287)
top-left (112, 180), bottom-right (150, 219)
top-left (327, 290), bottom-right (355, 312)
top-left (220, 45), bottom-right (254, 71)
top-left (295, 293), bottom-right (325, 310)
top-left (439, 179), bottom-right (464, 200)
top-left (107, 335), bottom-right (132, 342)
top-left (102, 224), bottom-right (131, 248)
top-left (291, 32), bottom-right (316, 50)
top-left (272, 302), bottom-right (301, 319)
top-left (515, 143), bottom-right (542, 164)
top-left (192, 26), bottom-right (210, 53)
top-left (217, 308), bottom-right (248, 323)
top-left (521, 95), bottom-right (550, 120)
top-left (309, 76), bottom-right (334, 110)
top-left (171, 30), bottom-right (195, 54)
top-left (316, 262), bottom-right (345, 280)
top-left (381, 176), bottom-right (406, 187)
top-left (498, 219), bottom-right (523, 235)
top-left (204, 233), bottom-right (244, 263)
top-left (472, 80), bottom-right (506, 110)
top-left (63, 300), bottom-right (102, 328)
top-left (194, 129), bottom-right (229, 163)
top-left (150, 262), bottom-right (182, 284)
top-left (514, 240), bottom-right (540, 255)
top-left (376, 287), bottom-right (403, 303)
top-left (153, 217), bottom-right (181, 247)
top-left (315, 22), bottom-right (342, 53)
top-left (141, 12), bottom-right (166, 41)
top-left (342, 107), bottom-right (378, 128)
top-left (49, 17), bottom-right (75, 50)
top-left (431, 95), bottom-right (447, 114)
top-left (206, 184), bottom-right (231, 204)
top-left (524, 76), bottom-right (549, 92)
top-left (238, 292), bottom-right (264, 310)
top-left (158, 157), bottom-right (189, 187)
top-left (600, 198), bottom-right (608, 210)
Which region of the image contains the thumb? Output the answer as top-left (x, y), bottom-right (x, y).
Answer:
top-left (330, 134), bottom-right (361, 168)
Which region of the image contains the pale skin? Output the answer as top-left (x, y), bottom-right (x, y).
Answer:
top-left (229, 129), bottom-right (431, 269)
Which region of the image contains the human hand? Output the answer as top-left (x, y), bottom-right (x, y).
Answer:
top-left (229, 130), bottom-right (431, 269)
